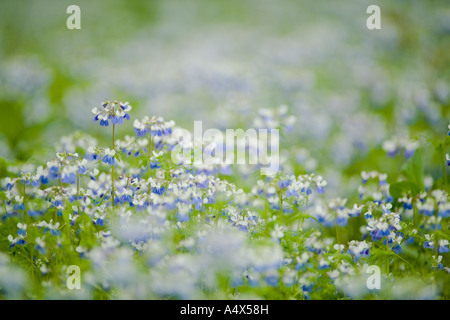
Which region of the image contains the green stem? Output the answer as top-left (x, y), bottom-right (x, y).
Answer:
top-left (278, 189), bottom-right (283, 224)
top-left (215, 212), bottom-right (220, 226)
top-left (112, 124), bottom-right (115, 209)
top-left (386, 257), bottom-right (390, 276)
top-left (434, 209), bottom-right (439, 288)
top-left (30, 245), bottom-right (34, 286)
top-left (441, 146), bottom-right (448, 187)
top-left (335, 224), bottom-right (341, 244)
top-left (300, 196), bottom-right (309, 229)
top-left (77, 174), bottom-right (80, 214)
top-left (264, 200), bottom-right (270, 237)
top-left (22, 182), bottom-right (27, 216)
top-left (413, 198), bottom-right (419, 228)
top-left (57, 174), bottom-right (64, 222)
top-left (98, 192), bottom-right (108, 206)
top-left (2, 200), bottom-right (7, 216)
top-left (148, 134), bottom-right (152, 176)
top-left (147, 134), bottom-right (153, 195)
top-left (386, 241), bottom-right (390, 276)
top-left (295, 206), bottom-right (301, 231)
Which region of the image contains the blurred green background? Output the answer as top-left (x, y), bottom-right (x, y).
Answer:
top-left (0, 0), bottom-right (449, 176)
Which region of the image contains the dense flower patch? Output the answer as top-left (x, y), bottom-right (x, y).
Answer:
top-left (0, 100), bottom-right (449, 300)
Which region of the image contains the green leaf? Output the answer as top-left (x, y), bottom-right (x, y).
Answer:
top-left (445, 135), bottom-right (450, 147)
top-left (71, 200), bottom-right (82, 207)
top-left (401, 148), bottom-right (424, 191)
top-left (389, 181), bottom-right (420, 200)
top-left (0, 157), bottom-right (8, 179)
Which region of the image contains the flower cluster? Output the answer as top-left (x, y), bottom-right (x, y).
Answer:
top-left (92, 100), bottom-right (132, 127)
top-left (382, 138), bottom-right (419, 159)
top-left (133, 116), bottom-right (174, 138)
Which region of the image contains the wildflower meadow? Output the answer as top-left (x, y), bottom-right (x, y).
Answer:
top-left (0, 0), bottom-right (449, 301)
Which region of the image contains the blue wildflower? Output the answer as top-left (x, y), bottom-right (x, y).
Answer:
top-left (61, 172), bottom-right (77, 184)
top-left (265, 274), bottom-right (279, 287)
top-left (150, 159), bottom-right (161, 169)
top-left (48, 166), bottom-right (59, 180)
top-left (439, 240), bottom-right (449, 253)
top-left (102, 149), bottom-right (116, 166)
top-left (423, 234), bottom-right (435, 249)
top-left (17, 223), bottom-right (27, 236)
top-left (31, 179), bottom-right (41, 188)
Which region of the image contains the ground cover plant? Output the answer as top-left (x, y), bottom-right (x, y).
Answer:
top-left (0, 0), bottom-right (449, 300)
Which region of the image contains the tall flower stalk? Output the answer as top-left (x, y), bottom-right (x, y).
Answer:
top-left (92, 100), bottom-right (132, 208)
top-left (112, 124), bottom-right (115, 208)
top-left (148, 134), bottom-right (153, 178)
top-left (133, 116), bottom-right (174, 195)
